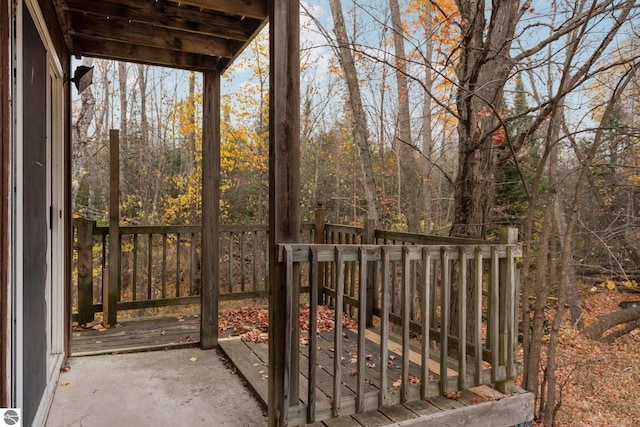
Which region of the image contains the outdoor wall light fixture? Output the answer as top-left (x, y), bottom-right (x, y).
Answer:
top-left (71, 65), bottom-right (94, 94)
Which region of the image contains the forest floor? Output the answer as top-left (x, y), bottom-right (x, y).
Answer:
top-left (542, 289), bottom-right (640, 427)
top-left (216, 290), bottom-right (640, 427)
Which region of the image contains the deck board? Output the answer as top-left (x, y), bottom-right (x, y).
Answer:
top-left (378, 404), bottom-right (418, 423)
top-left (72, 315), bottom-right (201, 355)
top-left (350, 409), bottom-right (392, 426)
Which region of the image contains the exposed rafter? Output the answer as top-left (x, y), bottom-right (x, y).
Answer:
top-left (169, 0), bottom-right (268, 20)
top-left (54, 0), bottom-right (267, 71)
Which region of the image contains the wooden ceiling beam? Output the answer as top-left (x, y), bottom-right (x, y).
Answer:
top-left (73, 37), bottom-right (222, 71)
top-left (62, 0), bottom-right (260, 42)
top-left (69, 14), bottom-right (237, 58)
top-left (168, 0), bottom-right (268, 20)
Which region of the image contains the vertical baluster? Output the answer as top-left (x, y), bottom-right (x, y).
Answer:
top-left (379, 247), bottom-right (390, 407)
top-left (474, 248), bottom-right (483, 386)
top-left (410, 255), bottom-right (417, 321)
top-left (228, 232), bottom-right (234, 293)
top-left (190, 232), bottom-right (195, 295)
top-left (401, 246), bottom-right (411, 403)
top-left (176, 233), bottom-right (181, 298)
top-left (162, 233), bottom-right (168, 298)
top-left (458, 247), bottom-right (467, 390)
top-left (133, 234), bottom-right (138, 301)
top-left (430, 260), bottom-right (439, 329)
top-left (283, 245), bottom-right (294, 424)
top-left (420, 248), bottom-right (431, 400)
top-left (264, 229), bottom-right (269, 290)
top-left (240, 231), bottom-right (246, 292)
top-left (506, 246), bottom-right (515, 382)
top-left (349, 235), bottom-right (356, 316)
top-left (333, 247), bottom-right (345, 417)
top-left (440, 248), bottom-right (450, 395)
top-left (307, 247), bottom-right (319, 424)
top-left (253, 231), bottom-right (258, 291)
top-left (101, 234), bottom-right (107, 308)
top-left (147, 234), bottom-right (153, 300)
top-left (356, 247), bottom-right (367, 413)
top-left (490, 247), bottom-right (499, 383)
top-left (390, 255), bottom-right (397, 315)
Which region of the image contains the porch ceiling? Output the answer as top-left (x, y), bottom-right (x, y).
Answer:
top-left (54, 0), bottom-right (268, 71)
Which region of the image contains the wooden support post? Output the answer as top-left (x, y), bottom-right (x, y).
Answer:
top-left (107, 129), bottom-right (120, 327)
top-left (313, 202), bottom-right (325, 245)
top-left (200, 70), bottom-right (221, 349)
top-left (497, 228), bottom-right (518, 393)
top-left (268, 0), bottom-right (301, 424)
top-left (364, 218), bottom-right (375, 326)
top-left (75, 218), bottom-right (95, 325)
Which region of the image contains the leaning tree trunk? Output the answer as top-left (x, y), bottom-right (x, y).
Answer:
top-left (329, 0), bottom-right (381, 225)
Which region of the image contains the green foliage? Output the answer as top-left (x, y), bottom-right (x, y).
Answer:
top-left (494, 76), bottom-right (542, 227)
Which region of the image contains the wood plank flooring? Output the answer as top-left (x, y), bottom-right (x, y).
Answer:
top-left (72, 315), bottom-right (201, 355)
top-left (219, 331), bottom-right (534, 427)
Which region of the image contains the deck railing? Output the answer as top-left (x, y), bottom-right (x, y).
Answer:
top-left (277, 238), bottom-right (521, 426)
top-left (73, 217), bottom-right (313, 324)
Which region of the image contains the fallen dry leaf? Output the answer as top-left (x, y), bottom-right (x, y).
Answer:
top-left (189, 357), bottom-right (197, 362)
top-left (445, 391), bottom-right (462, 399)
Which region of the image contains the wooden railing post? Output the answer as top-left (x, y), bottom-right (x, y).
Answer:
top-left (313, 202), bottom-right (325, 244)
top-left (364, 218), bottom-right (375, 326)
top-left (75, 217), bottom-right (95, 325)
top-left (314, 203), bottom-right (326, 305)
top-left (107, 129), bottom-right (120, 327)
top-left (497, 227), bottom-right (518, 393)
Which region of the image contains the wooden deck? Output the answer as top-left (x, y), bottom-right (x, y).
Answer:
top-left (220, 329), bottom-right (534, 427)
top-left (71, 315), bottom-right (201, 356)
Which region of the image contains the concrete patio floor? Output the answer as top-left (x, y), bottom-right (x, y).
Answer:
top-left (45, 347), bottom-right (267, 427)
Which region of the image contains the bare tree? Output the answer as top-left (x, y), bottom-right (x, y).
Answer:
top-left (328, 0), bottom-right (381, 225)
top-left (389, 0), bottom-right (423, 232)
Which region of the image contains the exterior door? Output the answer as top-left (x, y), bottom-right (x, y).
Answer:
top-left (18, 3), bottom-right (65, 425)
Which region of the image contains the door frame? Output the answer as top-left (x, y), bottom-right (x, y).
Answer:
top-left (12, 1), bottom-right (66, 424)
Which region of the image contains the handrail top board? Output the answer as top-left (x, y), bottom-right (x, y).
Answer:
top-left (277, 243), bottom-right (523, 263)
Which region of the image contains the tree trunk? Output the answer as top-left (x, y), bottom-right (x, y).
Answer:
top-left (138, 64), bottom-right (148, 145)
top-left (329, 0), bottom-right (380, 225)
top-left (583, 305), bottom-right (640, 340)
top-left (187, 71), bottom-right (196, 173)
top-left (422, 0), bottom-right (434, 233)
top-left (389, 0), bottom-right (422, 232)
top-left (554, 194), bottom-right (583, 329)
top-left (449, 0), bottom-right (519, 240)
top-left (118, 62), bottom-right (128, 146)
